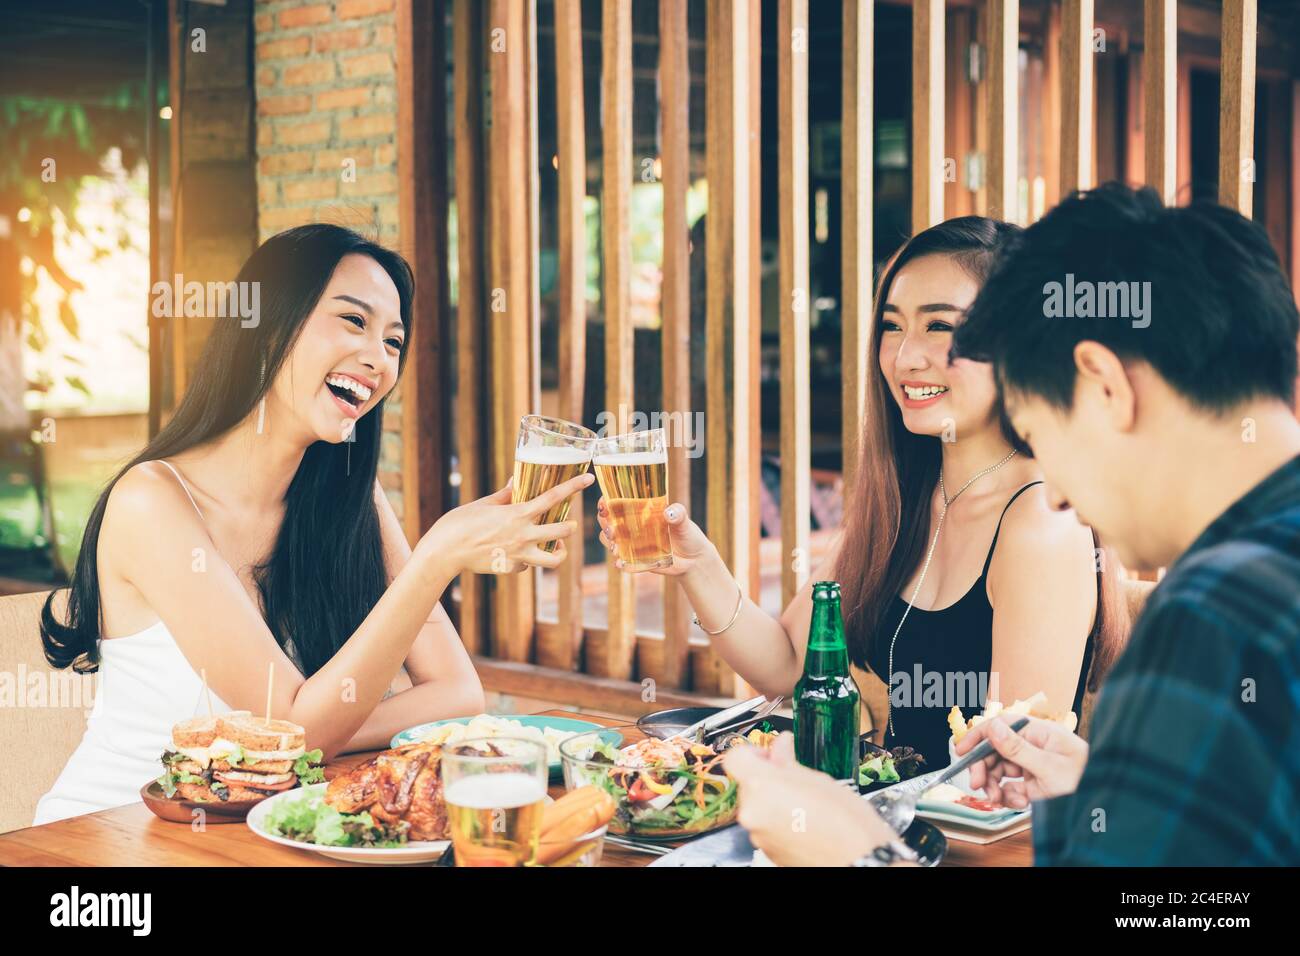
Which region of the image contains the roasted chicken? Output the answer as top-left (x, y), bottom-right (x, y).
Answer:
top-left (324, 741), bottom-right (449, 841)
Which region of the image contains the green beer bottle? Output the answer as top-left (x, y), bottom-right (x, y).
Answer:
top-left (794, 581), bottom-right (861, 781)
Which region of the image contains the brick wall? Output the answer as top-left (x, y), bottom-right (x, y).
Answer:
top-left (252, 0), bottom-right (408, 522)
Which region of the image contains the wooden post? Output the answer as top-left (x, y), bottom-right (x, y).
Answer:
top-left (1218, 0), bottom-right (1257, 216)
top-left (705, 0), bottom-right (754, 696)
top-left (987, 0), bottom-right (1019, 222)
top-left (599, 0), bottom-right (636, 680)
top-left (395, 0), bottom-right (452, 545)
top-left (1143, 0), bottom-right (1176, 204)
top-left (841, 0), bottom-right (872, 499)
top-left (911, 0), bottom-right (944, 231)
top-left (486, 0), bottom-right (535, 662)
top-left (1043, 0), bottom-right (1062, 208)
top-left (1060, 0), bottom-right (1094, 195)
top-left (453, 0), bottom-right (488, 655)
top-left (659, 0), bottom-right (692, 690)
top-left (778, 0), bottom-right (810, 609)
top-left (544, 0), bottom-right (588, 672)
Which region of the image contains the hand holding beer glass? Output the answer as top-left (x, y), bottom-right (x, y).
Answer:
top-left (513, 415), bottom-right (596, 553)
top-left (592, 428), bottom-right (673, 572)
top-left (441, 737), bottom-right (549, 866)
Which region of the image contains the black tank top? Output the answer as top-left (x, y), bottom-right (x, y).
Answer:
top-left (865, 481), bottom-right (1094, 770)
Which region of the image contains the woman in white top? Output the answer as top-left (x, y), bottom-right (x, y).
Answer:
top-left (34, 224), bottom-right (590, 824)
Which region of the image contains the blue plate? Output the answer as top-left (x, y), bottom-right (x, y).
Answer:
top-left (390, 715), bottom-right (614, 777)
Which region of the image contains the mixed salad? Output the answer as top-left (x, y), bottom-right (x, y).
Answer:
top-left (262, 787), bottom-right (411, 848)
top-left (579, 736), bottom-right (739, 838)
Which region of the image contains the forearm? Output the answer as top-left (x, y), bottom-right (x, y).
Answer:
top-left (678, 545), bottom-right (802, 695)
top-left (339, 675), bottom-right (487, 753)
top-left (290, 543), bottom-right (458, 759)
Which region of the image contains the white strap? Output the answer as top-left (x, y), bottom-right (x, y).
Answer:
top-left (157, 459), bottom-right (207, 527)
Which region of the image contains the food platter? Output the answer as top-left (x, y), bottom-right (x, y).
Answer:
top-left (246, 783), bottom-right (451, 865)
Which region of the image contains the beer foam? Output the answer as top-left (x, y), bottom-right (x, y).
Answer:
top-left (593, 451), bottom-right (667, 466)
top-left (444, 772), bottom-right (547, 810)
top-left (514, 444), bottom-right (592, 465)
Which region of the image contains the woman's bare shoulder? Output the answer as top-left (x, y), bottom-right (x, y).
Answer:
top-left (100, 461), bottom-right (208, 560)
top-left (990, 483), bottom-right (1096, 581)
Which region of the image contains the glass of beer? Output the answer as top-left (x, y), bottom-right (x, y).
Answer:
top-left (441, 737), bottom-right (548, 867)
top-left (592, 427), bottom-right (673, 572)
top-left (513, 415), bottom-right (597, 552)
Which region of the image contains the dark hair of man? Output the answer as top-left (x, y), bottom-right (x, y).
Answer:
top-left (953, 182), bottom-right (1299, 412)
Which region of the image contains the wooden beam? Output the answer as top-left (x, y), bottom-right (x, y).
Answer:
top-left (1060, 0), bottom-right (1095, 194)
top-left (486, 0), bottom-right (534, 661)
top-left (543, 0), bottom-right (588, 673)
top-left (841, 0), bottom-right (872, 500)
top-left (705, 0), bottom-right (753, 696)
top-left (778, 0), bottom-right (810, 610)
top-left (167, 0), bottom-right (186, 415)
top-left (1143, 0), bottom-right (1176, 203)
top-left (453, 0), bottom-right (488, 655)
top-left (599, 0), bottom-right (636, 680)
top-left (1043, 0), bottom-right (1062, 207)
top-left (911, 0), bottom-right (944, 231)
top-left (659, 0), bottom-right (692, 690)
top-left (1218, 0), bottom-right (1257, 216)
top-left (474, 657), bottom-right (734, 717)
top-left (987, 0), bottom-right (1019, 222)
top-left (396, 0), bottom-right (452, 545)
top-left (943, 8), bottom-right (974, 220)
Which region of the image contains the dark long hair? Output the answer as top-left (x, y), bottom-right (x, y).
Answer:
top-left (836, 216), bottom-right (1127, 693)
top-left (41, 224), bottom-right (413, 677)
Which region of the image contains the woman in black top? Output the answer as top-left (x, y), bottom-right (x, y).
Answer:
top-left (599, 218), bottom-right (1128, 771)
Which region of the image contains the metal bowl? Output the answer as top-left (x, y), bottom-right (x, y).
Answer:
top-left (636, 706), bottom-right (793, 741)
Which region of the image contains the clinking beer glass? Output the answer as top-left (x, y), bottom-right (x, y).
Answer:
top-left (512, 415), bottom-right (596, 552)
top-left (592, 427), bottom-right (673, 572)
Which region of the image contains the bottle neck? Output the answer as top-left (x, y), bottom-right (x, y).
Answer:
top-left (803, 597), bottom-right (849, 676)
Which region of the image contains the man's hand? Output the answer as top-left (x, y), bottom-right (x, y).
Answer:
top-left (723, 733), bottom-right (899, 866)
top-left (954, 714), bottom-right (1089, 808)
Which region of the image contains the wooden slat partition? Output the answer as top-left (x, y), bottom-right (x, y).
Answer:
top-left (1060, 0), bottom-right (1095, 195)
top-left (1043, 0), bottom-right (1063, 208)
top-left (1143, 0), bottom-right (1177, 203)
top-left (705, 0), bottom-right (755, 696)
top-left (841, 0), bottom-right (872, 497)
top-left (778, 0), bottom-right (810, 609)
top-left (911, 0), bottom-right (944, 231)
top-left (599, 0), bottom-right (637, 680)
top-left (659, 0), bottom-right (692, 689)
top-left (395, 0), bottom-right (452, 546)
top-left (544, 0), bottom-right (588, 672)
top-left (486, 0), bottom-right (535, 661)
top-left (1218, 0), bottom-right (1257, 217)
top-left (986, 0), bottom-right (1019, 222)
top-left (453, 0), bottom-right (487, 655)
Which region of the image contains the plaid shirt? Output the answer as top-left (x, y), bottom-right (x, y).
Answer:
top-left (1034, 454), bottom-right (1300, 865)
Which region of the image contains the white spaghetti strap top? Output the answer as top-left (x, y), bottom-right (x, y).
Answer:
top-left (33, 460), bottom-right (233, 825)
top-left (156, 458), bottom-right (208, 526)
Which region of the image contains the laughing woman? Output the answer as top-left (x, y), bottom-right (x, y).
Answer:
top-left (600, 218), bottom-right (1128, 769)
top-left (33, 225), bottom-right (590, 824)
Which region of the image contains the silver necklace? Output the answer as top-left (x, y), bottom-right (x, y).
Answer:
top-left (885, 449), bottom-right (1019, 738)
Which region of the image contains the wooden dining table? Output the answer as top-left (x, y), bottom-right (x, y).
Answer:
top-left (0, 709), bottom-right (1031, 867)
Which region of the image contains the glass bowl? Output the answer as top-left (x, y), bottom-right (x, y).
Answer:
top-left (559, 727), bottom-right (740, 841)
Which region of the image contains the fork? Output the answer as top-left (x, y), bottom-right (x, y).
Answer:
top-left (866, 716), bottom-right (1030, 834)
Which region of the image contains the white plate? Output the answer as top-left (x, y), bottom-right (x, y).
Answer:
top-left (246, 783), bottom-right (450, 865)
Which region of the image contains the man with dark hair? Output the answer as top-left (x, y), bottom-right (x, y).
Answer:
top-left (723, 183), bottom-right (1300, 866)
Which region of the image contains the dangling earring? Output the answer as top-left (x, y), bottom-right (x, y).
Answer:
top-left (255, 357), bottom-right (268, 434)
